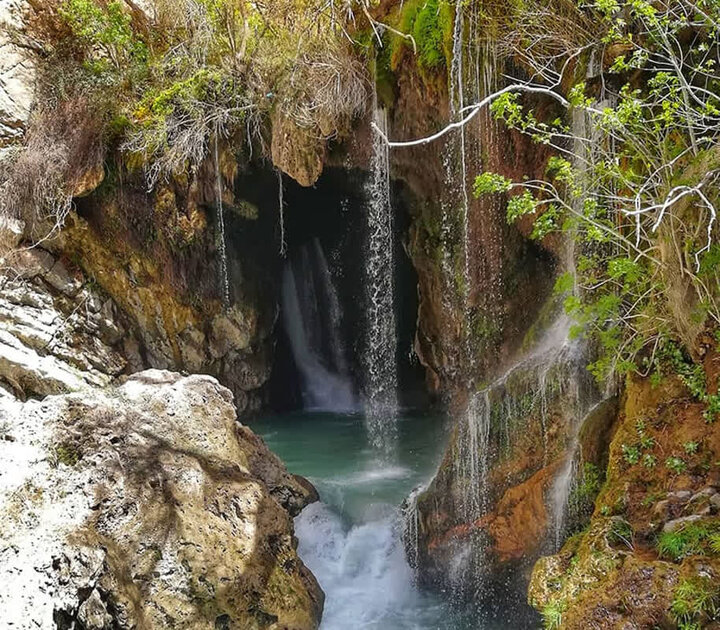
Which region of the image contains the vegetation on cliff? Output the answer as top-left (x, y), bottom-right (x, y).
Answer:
top-left (471, 0), bottom-right (720, 395)
top-left (0, 0), bottom-right (375, 240)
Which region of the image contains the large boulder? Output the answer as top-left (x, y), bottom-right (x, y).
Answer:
top-left (0, 370), bottom-right (323, 629)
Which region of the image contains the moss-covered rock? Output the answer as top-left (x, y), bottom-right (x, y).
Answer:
top-left (529, 373), bottom-right (720, 628)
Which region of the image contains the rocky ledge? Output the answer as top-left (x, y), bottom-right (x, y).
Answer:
top-left (0, 369), bottom-right (323, 629)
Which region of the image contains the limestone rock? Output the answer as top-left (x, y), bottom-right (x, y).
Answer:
top-left (52, 212), bottom-right (275, 417)
top-left (663, 514), bottom-right (704, 533)
top-left (0, 0), bottom-right (37, 147)
top-left (0, 214), bottom-right (23, 254)
top-left (0, 248), bottom-right (129, 397)
top-left (271, 114), bottom-right (325, 187)
top-left (209, 306), bottom-right (255, 358)
top-left (69, 162), bottom-right (105, 198)
top-left (0, 370), bottom-right (323, 629)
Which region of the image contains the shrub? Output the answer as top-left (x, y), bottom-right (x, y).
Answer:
top-left (0, 99), bottom-right (105, 242)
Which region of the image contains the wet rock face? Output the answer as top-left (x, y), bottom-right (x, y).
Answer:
top-left (50, 182), bottom-right (276, 415)
top-left (529, 374), bottom-right (720, 628)
top-left (411, 330), bottom-right (603, 618)
top-left (0, 370), bottom-right (323, 629)
top-left (386, 53), bottom-right (555, 394)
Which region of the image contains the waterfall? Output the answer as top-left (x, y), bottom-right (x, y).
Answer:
top-left (436, 312), bottom-right (599, 607)
top-left (363, 105), bottom-right (398, 452)
top-left (277, 169), bottom-right (287, 257)
top-left (281, 239), bottom-right (357, 413)
top-left (450, 0), bottom-right (472, 350)
top-left (459, 390), bottom-right (491, 521)
top-left (213, 134), bottom-right (230, 305)
top-left (546, 96), bottom-right (618, 548)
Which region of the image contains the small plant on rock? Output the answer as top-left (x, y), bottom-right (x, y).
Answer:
top-left (541, 599), bottom-right (567, 630)
top-left (666, 456), bottom-right (688, 475)
top-left (642, 453), bottom-right (657, 469)
top-left (622, 444), bottom-right (641, 465)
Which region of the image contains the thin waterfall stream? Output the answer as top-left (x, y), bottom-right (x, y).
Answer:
top-left (214, 133), bottom-right (230, 305)
top-left (363, 104), bottom-right (399, 453)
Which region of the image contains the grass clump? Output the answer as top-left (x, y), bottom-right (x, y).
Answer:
top-left (670, 577), bottom-right (720, 628)
top-left (657, 521), bottom-right (720, 562)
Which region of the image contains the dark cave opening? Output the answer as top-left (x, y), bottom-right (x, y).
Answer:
top-left (230, 162), bottom-right (427, 414)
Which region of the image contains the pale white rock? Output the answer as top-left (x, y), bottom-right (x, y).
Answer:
top-left (44, 258), bottom-right (82, 296)
top-left (0, 370), bottom-right (323, 629)
top-left (0, 0), bottom-right (37, 147)
top-left (0, 251), bottom-right (128, 398)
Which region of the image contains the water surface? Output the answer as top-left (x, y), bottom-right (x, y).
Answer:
top-left (252, 410), bottom-right (469, 630)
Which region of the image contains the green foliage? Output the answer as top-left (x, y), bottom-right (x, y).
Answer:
top-left (657, 521), bottom-right (720, 561)
top-left (489, 0), bottom-right (720, 388)
top-left (506, 191), bottom-right (538, 223)
top-left (60, 0), bottom-right (147, 75)
top-left (541, 599), bottom-right (567, 630)
top-left (670, 577), bottom-right (720, 627)
top-left (473, 172), bottom-right (512, 195)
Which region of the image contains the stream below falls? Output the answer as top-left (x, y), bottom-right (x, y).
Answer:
top-left (252, 411), bottom-right (486, 630)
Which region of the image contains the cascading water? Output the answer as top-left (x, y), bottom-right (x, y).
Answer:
top-left (253, 412), bottom-right (455, 630)
top-left (364, 104), bottom-right (398, 452)
top-left (281, 238), bottom-right (357, 413)
top-left (545, 93), bottom-right (618, 548)
top-left (421, 313), bottom-right (599, 611)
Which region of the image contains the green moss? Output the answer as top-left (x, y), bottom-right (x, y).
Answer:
top-left (54, 443), bottom-right (81, 467)
top-left (569, 463), bottom-right (603, 523)
top-left (389, 0), bottom-right (454, 71)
